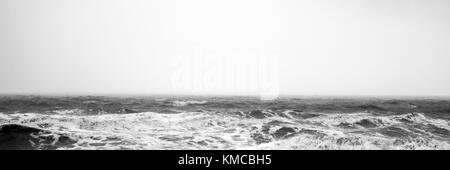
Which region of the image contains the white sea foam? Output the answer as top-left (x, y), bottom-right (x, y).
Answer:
top-left (171, 100), bottom-right (208, 107)
top-left (52, 109), bottom-right (86, 115)
top-left (1, 111), bottom-right (449, 150)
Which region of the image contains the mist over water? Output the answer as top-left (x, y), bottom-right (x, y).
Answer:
top-left (1, 95), bottom-right (449, 150)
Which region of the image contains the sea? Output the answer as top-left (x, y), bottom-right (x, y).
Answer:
top-left (1, 95), bottom-right (449, 150)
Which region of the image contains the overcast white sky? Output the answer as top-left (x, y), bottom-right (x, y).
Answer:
top-left (1, 0), bottom-right (449, 96)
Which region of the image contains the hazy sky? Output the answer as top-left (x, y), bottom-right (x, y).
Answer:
top-left (1, 0), bottom-right (450, 96)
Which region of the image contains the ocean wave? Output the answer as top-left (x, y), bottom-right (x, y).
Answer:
top-left (171, 100), bottom-right (208, 107)
top-left (1, 110), bottom-right (449, 150)
top-left (0, 124), bottom-right (76, 150)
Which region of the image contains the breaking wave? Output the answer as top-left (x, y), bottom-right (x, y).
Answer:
top-left (1, 109), bottom-right (449, 150)
top-left (171, 100), bottom-right (208, 107)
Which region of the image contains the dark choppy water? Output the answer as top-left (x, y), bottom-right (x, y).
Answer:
top-left (1, 95), bottom-right (450, 150)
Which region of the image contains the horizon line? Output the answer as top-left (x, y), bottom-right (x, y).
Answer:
top-left (1, 92), bottom-right (450, 99)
